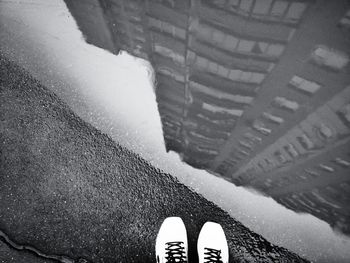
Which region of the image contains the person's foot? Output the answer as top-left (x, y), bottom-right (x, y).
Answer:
top-left (197, 222), bottom-right (228, 263)
top-left (156, 217), bottom-right (188, 263)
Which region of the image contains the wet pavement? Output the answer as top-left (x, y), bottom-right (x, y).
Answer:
top-left (1, 1), bottom-right (350, 262)
top-left (0, 54), bottom-right (308, 262)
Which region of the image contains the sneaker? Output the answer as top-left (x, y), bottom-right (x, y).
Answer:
top-left (156, 217), bottom-right (188, 263)
top-left (197, 222), bottom-right (228, 263)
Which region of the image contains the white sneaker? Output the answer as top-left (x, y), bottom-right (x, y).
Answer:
top-left (197, 222), bottom-right (228, 263)
top-left (156, 217), bottom-right (188, 263)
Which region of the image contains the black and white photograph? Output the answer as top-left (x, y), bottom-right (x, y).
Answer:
top-left (0, 0), bottom-right (349, 262)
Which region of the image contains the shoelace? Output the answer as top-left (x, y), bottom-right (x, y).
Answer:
top-left (204, 247), bottom-right (223, 263)
top-left (165, 241), bottom-right (187, 263)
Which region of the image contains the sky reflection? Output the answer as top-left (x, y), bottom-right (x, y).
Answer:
top-left (0, 1), bottom-right (349, 262)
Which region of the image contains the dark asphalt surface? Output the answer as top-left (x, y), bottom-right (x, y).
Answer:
top-left (0, 54), bottom-right (308, 262)
top-left (0, 239), bottom-right (54, 263)
top-left (0, 231), bottom-right (56, 263)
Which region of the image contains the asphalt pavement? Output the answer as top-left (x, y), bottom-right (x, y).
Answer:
top-left (0, 53), bottom-right (308, 262)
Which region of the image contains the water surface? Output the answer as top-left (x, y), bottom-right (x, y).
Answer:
top-left (1, 1), bottom-right (349, 262)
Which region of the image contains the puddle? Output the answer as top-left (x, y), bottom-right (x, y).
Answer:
top-left (1, 1), bottom-right (349, 262)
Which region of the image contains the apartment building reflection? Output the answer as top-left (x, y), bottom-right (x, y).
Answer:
top-left (64, 0), bottom-right (350, 234)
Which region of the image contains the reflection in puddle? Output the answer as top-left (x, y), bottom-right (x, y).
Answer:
top-left (0, 1), bottom-right (350, 262)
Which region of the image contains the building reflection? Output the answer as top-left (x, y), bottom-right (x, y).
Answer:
top-left (64, 0), bottom-right (350, 235)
